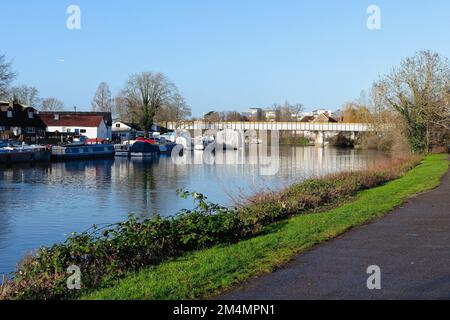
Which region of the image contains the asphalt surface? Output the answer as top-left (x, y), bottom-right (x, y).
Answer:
top-left (219, 161), bottom-right (450, 300)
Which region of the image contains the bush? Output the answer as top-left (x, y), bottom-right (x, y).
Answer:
top-left (0, 156), bottom-right (421, 300)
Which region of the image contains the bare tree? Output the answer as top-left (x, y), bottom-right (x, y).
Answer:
top-left (119, 72), bottom-right (177, 136)
top-left (113, 94), bottom-right (133, 122)
top-left (9, 85), bottom-right (41, 108)
top-left (204, 111), bottom-right (225, 122)
top-left (154, 93), bottom-right (191, 123)
top-left (41, 97), bottom-right (65, 111)
top-left (224, 111), bottom-right (243, 121)
top-left (91, 82), bottom-right (113, 112)
top-left (372, 50), bottom-right (450, 152)
top-left (271, 101), bottom-right (304, 121)
top-left (0, 54), bottom-right (15, 98)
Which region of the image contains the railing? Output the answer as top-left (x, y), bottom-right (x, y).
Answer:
top-left (165, 121), bottom-right (373, 132)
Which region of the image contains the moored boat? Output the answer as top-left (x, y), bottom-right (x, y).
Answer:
top-left (51, 143), bottom-right (115, 160)
top-left (129, 139), bottom-right (160, 158)
top-left (115, 137), bottom-right (180, 158)
top-left (0, 144), bottom-right (51, 165)
top-left (114, 142), bottom-right (133, 157)
top-left (193, 137), bottom-right (205, 151)
top-left (157, 141), bottom-right (178, 155)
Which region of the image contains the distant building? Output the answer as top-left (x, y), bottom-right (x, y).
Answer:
top-left (264, 109), bottom-right (278, 122)
top-left (312, 113), bottom-right (338, 123)
top-left (312, 109), bottom-right (332, 116)
top-left (39, 111), bottom-right (112, 139)
top-left (0, 101), bottom-right (46, 142)
top-left (299, 111), bottom-right (314, 117)
top-left (241, 108), bottom-right (263, 121)
top-left (300, 113), bottom-right (338, 124)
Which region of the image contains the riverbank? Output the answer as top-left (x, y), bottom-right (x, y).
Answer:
top-left (81, 154), bottom-right (448, 300)
top-left (1, 154), bottom-right (447, 300)
top-left (221, 155), bottom-right (450, 299)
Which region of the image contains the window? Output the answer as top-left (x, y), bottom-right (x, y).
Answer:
top-left (0, 126), bottom-right (5, 132)
top-left (116, 123), bottom-right (121, 128)
top-left (67, 128), bottom-right (72, 133)
top-left (12, 127), bottom-right (21, 135)
top-left (26, 127), bottom-right (36, 134)
top-left (54, 114), bottom-right (60, 121)
top-left (7, 110), bottom-right (12, 118)
top-left (28, 111), bottom-right (34, 119)
top-left (80, 129), bottom-right (87, 133)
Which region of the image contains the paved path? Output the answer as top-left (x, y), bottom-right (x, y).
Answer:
top-left (220, 163), bottom-right (450, 300)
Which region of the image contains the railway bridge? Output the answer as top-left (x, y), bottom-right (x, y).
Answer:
top-left (165, 121), bottom-right (374, 146)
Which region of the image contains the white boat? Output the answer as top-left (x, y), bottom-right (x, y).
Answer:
top-left (160, 132), bottom-right (176, 143)
top-left (193, 137), bottom-right (205, 151)
top-left (176, 135), bottom-right (193, 151)
top-left (216, 129), bottom-right (244, 150)
top-left (114, 140), bottom-right (136, 157)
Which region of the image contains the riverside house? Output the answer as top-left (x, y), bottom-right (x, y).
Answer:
top-left (39, 111), bottom-right (113, 140)
top-left (0, 101), bottom-right (46, 142)
top-left (112, 121), bottom-right (142, 141)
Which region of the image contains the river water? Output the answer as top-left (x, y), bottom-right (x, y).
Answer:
top-left (0, 146), bottom-right (387, 275)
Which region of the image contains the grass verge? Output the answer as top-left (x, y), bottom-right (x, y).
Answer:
top-left (83, 154), bottom-right (449, 300)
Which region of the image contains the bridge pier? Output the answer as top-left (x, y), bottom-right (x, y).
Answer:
top-left (315, 131), bottom-right (325, 147)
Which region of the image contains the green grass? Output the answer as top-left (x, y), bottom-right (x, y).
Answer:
top-left (83, 154), bottom-right (449, 300)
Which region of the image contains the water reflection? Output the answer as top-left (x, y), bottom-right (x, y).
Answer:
top-left (0, 146), bottom-right (387, 275)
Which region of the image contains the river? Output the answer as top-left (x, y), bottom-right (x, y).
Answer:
top-left (0, 146), bottom-right (388, 275)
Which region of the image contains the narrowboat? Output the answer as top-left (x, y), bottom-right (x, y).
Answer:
top-left (51, 143), bottom-right (115, 160)
top-left (0, 144), bottom-right (51, 164)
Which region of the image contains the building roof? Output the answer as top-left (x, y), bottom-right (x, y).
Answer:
top-left (38, 111), bottom-right (113, 126)
top-left (39, 113), bottom-right (105, 127)
top-left (113, 121), bottom-right (142, 131)
top-left (0, 101), bottom-right (46, 128)
top-left (300, 116), bottom-right (316, 122)
top-left (312, 113), bottom-right (338, 123)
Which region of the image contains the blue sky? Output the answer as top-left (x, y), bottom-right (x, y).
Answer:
top-left (1, 0), bottom-right (450, 116)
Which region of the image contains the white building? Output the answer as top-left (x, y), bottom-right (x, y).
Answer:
top-left (112, 121), bottom-right (142, 141)
top-left (264, 109), bottom-right (277, 121)
top-left (241, 108), bottom-right (263, 121)
top-left (39, 112), bottom-right (112, 139)
top-left (312, 109), bottom-right (332, 116)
